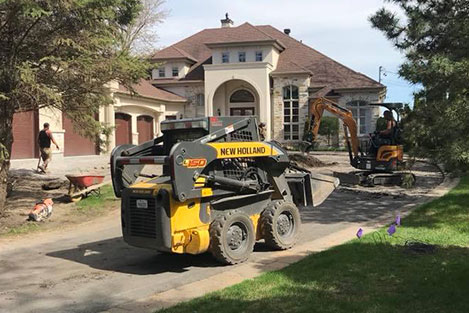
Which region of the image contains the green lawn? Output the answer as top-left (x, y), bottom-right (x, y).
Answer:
top-left (158, 176), bottom-right (469, 313)
top-left (74, 184), bottom-right (118, 215)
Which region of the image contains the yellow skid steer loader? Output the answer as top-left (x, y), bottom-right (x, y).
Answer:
top-left (111, 116), bottom-right (338, 264)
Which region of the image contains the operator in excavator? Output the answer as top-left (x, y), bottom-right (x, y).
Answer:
top-left (370, 110), bottom-right (396, 155)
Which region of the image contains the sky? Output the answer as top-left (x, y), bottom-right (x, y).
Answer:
top-left (153, 0), bottom-right (418, 104)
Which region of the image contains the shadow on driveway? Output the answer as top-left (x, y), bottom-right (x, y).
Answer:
top-left (47, 237), bottom-right (221, 275)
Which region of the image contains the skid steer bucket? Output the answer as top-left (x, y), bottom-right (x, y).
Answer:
top-left (286, 172), bottom-right (339, 207)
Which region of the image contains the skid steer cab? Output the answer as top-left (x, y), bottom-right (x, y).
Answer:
top-left (111, 116), bottom-right (338, 264)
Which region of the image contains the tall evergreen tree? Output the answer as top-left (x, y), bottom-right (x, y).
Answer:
top-left (370, 0), bottom-right (469, 172)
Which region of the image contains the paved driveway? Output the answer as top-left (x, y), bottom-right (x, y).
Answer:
top-left (0, 185), bottom-right (436, 313)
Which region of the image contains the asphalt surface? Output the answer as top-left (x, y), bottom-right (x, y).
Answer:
top-left (0, 185), bottom-right (432, 313)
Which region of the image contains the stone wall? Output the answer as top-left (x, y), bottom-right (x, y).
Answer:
top-left (272, 75), bottom-right (310, 142)
top-left (163, 84), bottom-right (204, 118)
top-left (182, 85), bottom-right (205, 118)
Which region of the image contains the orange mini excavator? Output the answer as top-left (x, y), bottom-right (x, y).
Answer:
top-left (308, 97), bottom-right (410, 186)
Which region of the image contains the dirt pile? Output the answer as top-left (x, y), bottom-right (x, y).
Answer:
top-left (0, 169), bottom-right (70, 234)
top-left (289, 153), bottom-right (330, 168)
top-left (7, 169), bottom-right (69, 203)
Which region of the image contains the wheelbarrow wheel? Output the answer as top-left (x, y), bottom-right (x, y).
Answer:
top-left (68, 194), bottom-right (83, 202)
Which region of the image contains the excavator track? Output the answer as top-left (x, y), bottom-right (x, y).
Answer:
top-left (333, 171), bottom-right (416, 187)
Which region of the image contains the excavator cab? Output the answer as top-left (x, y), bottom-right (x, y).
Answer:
top-left (368, 102), bottom-right (404, 145)
top-left (364, 102), bottom-right (404, 172)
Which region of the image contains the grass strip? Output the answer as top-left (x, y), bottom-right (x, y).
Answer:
top-left (158, 176), bottom-right (469, 313)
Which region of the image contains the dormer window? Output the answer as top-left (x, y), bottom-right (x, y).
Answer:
top-left (255, 51), bottom-right (263, 62)
top-left (158, 68), bottom-right (165, 78)
top-left (222, 52), bottom-right (230, 63)
top-left (238, 52), bottom-right (246, 62)
top-left (172, 66), bottom-right (179, 77)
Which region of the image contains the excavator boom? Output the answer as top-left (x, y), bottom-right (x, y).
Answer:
top-left (309, 97), bottom-right (360, 159)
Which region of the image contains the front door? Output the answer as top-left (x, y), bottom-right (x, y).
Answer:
top-left (229, 107), bottom-right (255, 116)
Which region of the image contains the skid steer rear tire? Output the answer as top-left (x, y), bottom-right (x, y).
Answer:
top-left (261, 201), bottom-right (301, 250)
top-left (209, 210), bottom-right (255, 265)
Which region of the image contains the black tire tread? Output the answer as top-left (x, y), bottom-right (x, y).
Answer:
top-left (260, 201), bottom-right (301, 250)
top-left (209, 210), bottom-right (255, 265)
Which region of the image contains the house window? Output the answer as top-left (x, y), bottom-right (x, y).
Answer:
top-left (255, 51), bottom-right (263, 62)
top-left (222, 52), bottom-right (229, 63)
top-left (347, 100), bottom-right (368, 135)
top-left (195, 93), bottom-right (205, 117)
top-left (165, 115), bottom-right (177, 120)
top-left (158, 68), bottom-right (165, 78)
top-left (230, 89), bottom-right (255, 103)
top-left (172, 67), bottom-right (179, 77)
top-left (283, 85), bottom-right (299, 140)
top-left (238, 52), bottom-right (246, 62)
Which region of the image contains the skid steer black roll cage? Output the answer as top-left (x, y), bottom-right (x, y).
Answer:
top-left (111, 116), bottom-right (338, 207)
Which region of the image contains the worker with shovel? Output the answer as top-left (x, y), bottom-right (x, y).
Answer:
top-left (38, 123), bottom-right (59, 173)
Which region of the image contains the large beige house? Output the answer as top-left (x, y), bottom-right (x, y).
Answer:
top-left (10, 80), bottom-right (187, 159)
top-left (150, 15), bottom-right (386, 142)
top-left (10, 16), bottom-right (385, 160)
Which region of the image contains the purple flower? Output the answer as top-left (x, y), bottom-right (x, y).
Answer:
top-left (387, 224), bottom-right (396, 236)
top-left (356, 228), bottom-right (363, 239)
top-left (395, 214), bottom-right (401, 226)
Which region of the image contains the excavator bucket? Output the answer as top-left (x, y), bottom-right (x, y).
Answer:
top-left (286, 172), bottom-right (339, 207)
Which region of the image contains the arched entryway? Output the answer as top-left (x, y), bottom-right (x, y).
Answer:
top-left (137, 115), bottom-right (154, 143)
top-left (229, 89), bottom-right (256, 116)
top-left (115, 112), bottom-right (132, 145)
top-left (212, 79), bottom-right (259, 117)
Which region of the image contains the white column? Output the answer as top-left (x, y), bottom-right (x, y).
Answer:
top-left (259, 74), bottom-right (271, 140)
top-left (205, 80), bottom-right (213, 116)
top-left (156, 113), bottom-right (164, 136)
top-left (107, 104), bottom-right (116, 153)
top-left (131, 114), bottom-right (138, 145)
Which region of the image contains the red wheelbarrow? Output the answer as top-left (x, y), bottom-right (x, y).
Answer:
top-left (65, 174), bottom-right (106, 202)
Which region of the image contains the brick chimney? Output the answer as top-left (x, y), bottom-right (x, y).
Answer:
top-left (221, 13), bottom-right (234, 28)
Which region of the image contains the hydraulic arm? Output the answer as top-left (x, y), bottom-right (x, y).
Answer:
top-left (309, 97), bottom-right (360, 162)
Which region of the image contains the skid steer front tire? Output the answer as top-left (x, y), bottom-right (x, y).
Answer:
top-left (209, 211), bottom-right (255, 265)
top-left (261, 201), bottom-right (301, 250)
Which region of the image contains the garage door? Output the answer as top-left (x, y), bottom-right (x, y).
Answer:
top-left (137, 115), bottom-right (154, 144)
top-left (63, 114), bottom-right (97, 156)
top-left (115, 113), bottom-right (132, 146)
top-left (11, 111), bottom-right (39, 159)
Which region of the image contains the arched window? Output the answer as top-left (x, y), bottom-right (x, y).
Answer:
top-left (230, 89), bottom-right (255, 103)
top-left (195, 93), bottom-right (205, 117)
top-left (283, 85), bottom-right (299, 140)
top-left (347, 100), bottom-right (368, 135)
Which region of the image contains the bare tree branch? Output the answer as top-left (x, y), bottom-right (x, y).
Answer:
top-left (120, 0), bottom-right (168, 55)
